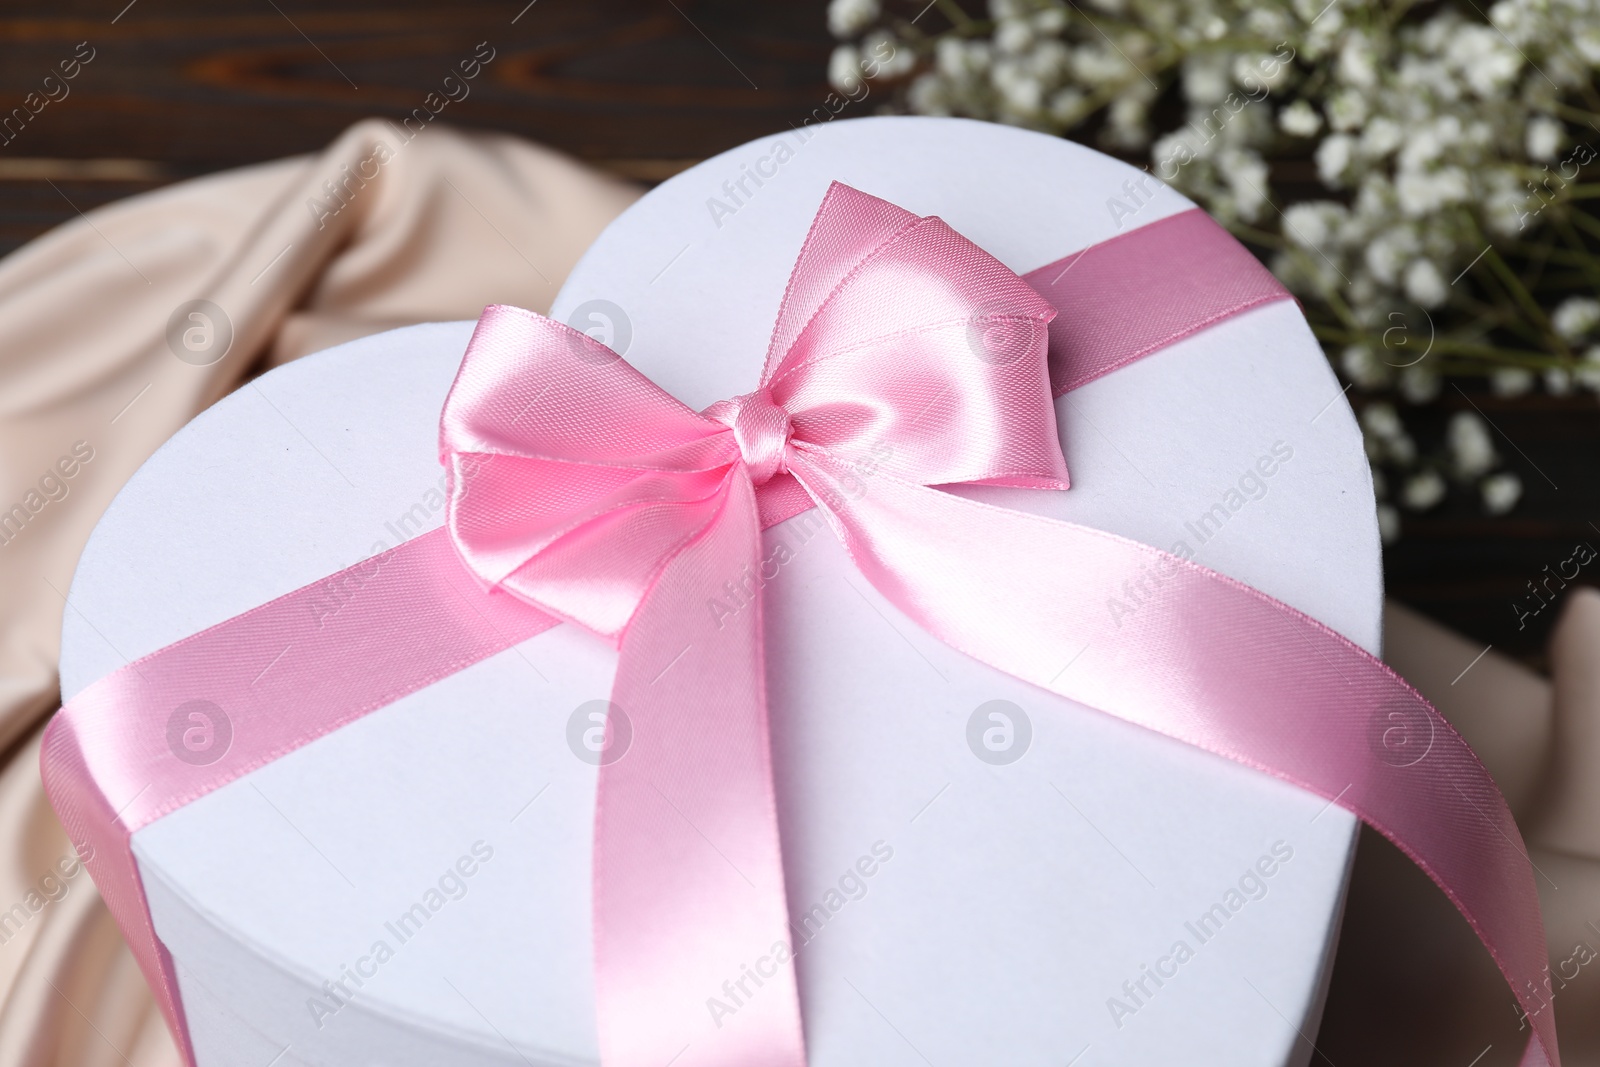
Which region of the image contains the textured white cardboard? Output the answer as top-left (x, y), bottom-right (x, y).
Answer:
top-left (61, 117), bottom-right (1376, 1067)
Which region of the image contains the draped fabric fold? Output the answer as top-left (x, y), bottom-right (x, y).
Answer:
top-left (41, 180), bottom-right (1561, 1067)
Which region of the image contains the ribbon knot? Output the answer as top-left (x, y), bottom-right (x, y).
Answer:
top-left (705, 389), bottom-right (791, 485)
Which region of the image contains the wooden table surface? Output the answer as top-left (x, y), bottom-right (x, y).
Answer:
top-left (2, 0), bottom-right (1595, 671)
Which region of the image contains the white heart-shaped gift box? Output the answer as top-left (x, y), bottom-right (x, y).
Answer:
top-left (60, 117), bottom-right (1378, 1067)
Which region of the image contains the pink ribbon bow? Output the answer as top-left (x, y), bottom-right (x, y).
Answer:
top-left (42, 183), bottom-right (1560, 1067)
top-left (439, 183), bottom-right (1064, 1066)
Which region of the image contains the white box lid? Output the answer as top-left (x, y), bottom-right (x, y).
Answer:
top-left (61, 116), bottom-right (1373, 1067)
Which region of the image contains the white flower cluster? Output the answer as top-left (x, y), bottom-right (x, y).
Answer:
top-left (828, 0), bottom-right (1600, 535)
top-left (1360, 401), bottom-right (1522, 540)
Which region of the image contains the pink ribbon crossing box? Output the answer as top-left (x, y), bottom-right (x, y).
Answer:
top-left (53, 117), bottom-right (1531, 1067)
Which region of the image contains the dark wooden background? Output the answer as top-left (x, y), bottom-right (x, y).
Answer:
top-left (0, 8), bottom-right (1591, 1059)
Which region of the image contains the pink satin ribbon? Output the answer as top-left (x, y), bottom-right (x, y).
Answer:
top-left (42, 184), bottom-right (1559, 1067)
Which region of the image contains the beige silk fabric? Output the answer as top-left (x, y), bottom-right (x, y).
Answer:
top-left (0, 119), bottom-right (638, 1066)
top-left (1371, 596), bottom-right (1600, 1062)
top-left (0, 118), bottom-right (1595, 1064)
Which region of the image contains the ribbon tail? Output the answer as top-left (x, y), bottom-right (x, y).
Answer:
top-left (40, 714), bottom-right (197, 1066)
top-left (788, 449), bottom-right (1560, 1066)
top-left (596, 469), bottom-right (807, 1067)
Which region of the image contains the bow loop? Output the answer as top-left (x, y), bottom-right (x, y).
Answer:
top-left (761, 184), bottom-right (1070, 492)
top-left (440, 305), bottom-right (741, 638)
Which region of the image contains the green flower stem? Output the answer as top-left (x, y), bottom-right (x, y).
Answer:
top-left (1485, 248), bottom-right (1572, 361)
top-left (1566, 209), bottom-right (1600, 239)
top-left (1506, 241), bottom-right (1600, 267)
top-left (1465, 217), bottom-right (1573, 360)
top-left (1579, 79), bottom-right (1600, 118)
top-left (1548, 214), bottom-right (1600, 291)
top-left (1540, 102), bottom-right (1600, 127)
top-left (933, 0), bottom-right (975, 28)
top-left (1381, 0), bottom-right (1421, 29)
top-left (1542, 271), bottom-right (1600, 287)
top-left (1293, 253), bottom-right (1361, 331)
top-left (1452, 297), bottom-right (1556, 347)
top-left (1312, 326), bottom-right (1565, 367)
top-left (1455, 251), bottom-right (1532, 348)
top-left (1224, 221), bottom-right (1286, 249)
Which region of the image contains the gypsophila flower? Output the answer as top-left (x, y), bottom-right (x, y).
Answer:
top-left (1362, 400), bottom-right (1403, 439)
top-left (1526, 115), bottom-right (1564, 160)
top-left (1401, 469), bottom-right (1449, 510)
top-left (996, 16), bottom-right (1036, 54)
top-left (1183, 53), bottom-right (1232, 103)
top-left (1316, 133), bottom-right (1355, 185)
top-left (1344, 344), bottom-right (1394, 388)
top-left (1578, 346), bottom-right (1600, 390)
top-left (828, 45), bottom-right (865, 93)
top-left (1280, 99), bottom-right (1323, 136)
top-left (1552, 297), bottom-right (1600, 342)
top-left (1481, 470), bottom-right (1523, 514)
top-left (1326, 90), bottom-right (1369, 132)
top-left (908, 73), bottom-right (951, 115)
top-left (1283, 201), bottom-right (1341, 249)
top-left (865, 29), bottom-right (915, 78)
top-left (1377, 502), bottom-right (1402, 543)
top-left (828, 0), bottom-right (880, 38)
top-left (1400, 366), bottom-right (1443, 403)
top-left (1049, 86), bottom-right (1087, 124)
top-left (1578, 26), bottom-right (1600, 64)
top-left (1491, 367), bottom-right (1536, 396)
top-left (1361, 117), bottom-right (1404, 158)
top-left (1034, 5), bottom-right (1067, 34)
top-left (1405, 259), bottom-right (1449, 308)
top-left (1448, 411), bottom-right (1497, 478)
